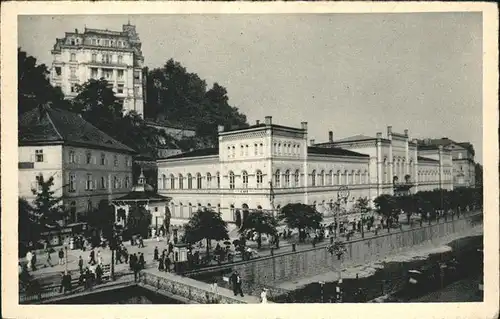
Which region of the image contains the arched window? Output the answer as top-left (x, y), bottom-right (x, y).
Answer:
top-left (364, 170), bottom-right (369, 184)
top-left (259, 143), bottom-right (264, 155)
top-left (229, 171), bottom-right (235, 189)
top-left (344, 170), bottom-right (349, 184)
top-left (285, 170), bottom-right (291, 187)
top-left (170, 174), bottom-right (175, 189)
top-left (162, 174), bottom-right (167, 189)
top-left (230, 204), bottom-right (235, 221)
top-left (311, 170), bottom-right (316, 186)
top-left (242, 171), bottom-right (248, 188)
top-left (187, 173), bottom-right (193, 189)
top-left (125, 176), bottom-right (130, 188)
top-left (294, 170), bottom-right (300, 187)
top-left (206, 173), bottom-right (212, 189)
top-left (320, 170), bottom-right (325, 186)
top-left (351, 170), bottom-right (356, 184)
top-left (70, 201), bottom-right (77, 223)
top-left (256, 170), bottom-right (263, 188)
top-left (216, 172), bottom-right (220, 188)
top-left (113, 176), bottom-right (119, 189)
top-left (328, 170), bottom-right (333, 185)
top-left (188, 203), bottom-right (193, 218)
top-left (274, 170), bottom-right (281, 188)
top-left (179, 202), bottom-right (184, 218)
top-left (178, 174), bottom-right (184, 189)
top-left (336, 170), bottom-right (341, 185)
top-left (196, 173), bottom-right (202, 189)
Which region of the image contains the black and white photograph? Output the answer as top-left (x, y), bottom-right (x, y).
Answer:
top-left (1, 2), bottom-right (498, 319)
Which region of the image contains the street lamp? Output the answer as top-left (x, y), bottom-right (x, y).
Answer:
top-left (319, 281), bottom-right (325, 303)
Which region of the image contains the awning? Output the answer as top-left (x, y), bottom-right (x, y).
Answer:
top-left (111, 191), bottom-right (171, 204)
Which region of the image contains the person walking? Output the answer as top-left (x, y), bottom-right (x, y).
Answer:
top-left (154, 246), bottom-right (159, 261)
top-left (229, 271), bottom-right (244, 297)
top-left (158, 255), bottom-right (164, 271)
top-left (78, 256), bottom-right (84, 273)
top-left (139, 253), bottom-right (145, 269)
top-left (260, 288), bottom-right (268, 303)
top-left (26, 250), bottom-right (33, 272)
top-left (58, 248), bottom-right (64, 266)
top-left (164, 255), bottom-right (171, 273)
top-left (46, 248), bottom-right (52, 267)
top-left (89, 249), bottom-right (96, 265)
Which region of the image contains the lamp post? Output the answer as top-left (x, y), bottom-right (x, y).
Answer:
top-left (64, 245), bottom-right (68, 272)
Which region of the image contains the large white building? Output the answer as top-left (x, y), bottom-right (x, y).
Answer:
top-left (156, 117), bottom-right (455, 226)
top-left (18, 105), bottom-right (136, 224)
top-left (50, 23), bottom-right (145, 117)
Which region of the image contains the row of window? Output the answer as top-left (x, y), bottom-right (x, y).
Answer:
top-left (68, 173), bottom-right (130, 192)
top-left (225, 142), bottom-right (302, 159)
top-left (67, 150), bottom-right (131, 167)
top-left (159, 169), bottom-right (371, 190)
top-left (66, 37), bottom-right (128, 48)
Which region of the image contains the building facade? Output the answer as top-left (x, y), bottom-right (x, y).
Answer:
top-left (18, 106), bottom-right (136, 224)
top-left (50, 23), bottom-right (145, 116)
top-left (157, 118), bottom-right (458, 226)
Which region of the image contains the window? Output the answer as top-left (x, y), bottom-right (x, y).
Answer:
top-left (170, 174), bottom-right (175, 189)
top-left (117, 84), bottom-right (124, 94)
top-left (458, 153), bottom-right (463, 159)
top-left (91, 39), bottom-right (97, 45)
top-left (329, 170), bottom-right (333, 185)
top-left (69, 174), bottom-right (76, 192)
top-left (70, 84), bottom-right (77, 93)
top-left (55, 67), bottom-right (62, 76)
top-left (240, 145), bottom-right (244, 156)
top-left (99, 153), bottom-right (105, 165)
top-left (86, 174), bottom-right (93, 190)
top-left (311, 170), bottom-right (316, 186)
top-left (259, 143), bottom-right (264, 155)
top-left (87, 200), bottom-right (93, 213)
top-left (69, 150), bottom-right (75, 163)
top-left (229, 171), bottom-right (235, 189)
top-left (117, 70), bottom-right (124, 80)
top-left (118, 55), bottom-right (123, 64)
top-left (125, 176), bottom-right (130, 188)
top-left (91, 53), bottom-right (97, 62)
top-left (254, 144), bottom-right (258, 156)
top-left (35, 149), bottom-right (44, 162)
top-left (216, 172), bottom-right (220, 189)
top-left (134, 87), bottom-right (140, 96)
top-left (100, 176), bottom-right (106, 189)
top-left (103, 69), bottom-right (113, 80)
top-left (285, 170), bottom-right (291, 187)
top-left (70, 53), bottom-right (76, 61)
top-left (320, 170), bottom-right (325, 186)
top-left (134, 70), bottom-right (141, 80)
top-left (113, 155), bottom-right (118, 167)
top-left (86, 152), bottom-right (92, 164)
top-left (344, 171), bottom-right (349, 184)
top-left (91, 68), bottom-right (98, 79)
top-left (162, 174), bottom-right (167, 189)
top-left (113, 176), bottom-right (119, 189)
top-left (187, 174), bottom-right (193, 189)
top-left (256, 170), bottom-right (263, 188)
top-left (232, 146), bottom-right (236, 157)
top-left (70, 67), bottom-right (76, 78)
top-left (294, 170), bottom-right (300, 187)
top-left (179, 174), bottom-right (184, 189)
top-left (196, 173), bottom-right (202, 189)
top-left (102, 54), bottom-right (111, 64)
top-left (242, 171), bottom-right (248, 188)
top-left (206, 173), bottom-right (212, 188)
top-left (278, 143), bottom-right (281, 154)
top-left (274, 170), bottom-right (281, 188)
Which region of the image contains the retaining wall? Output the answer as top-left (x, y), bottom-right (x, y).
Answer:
top-left (191, 213), bottom-right (483, 296)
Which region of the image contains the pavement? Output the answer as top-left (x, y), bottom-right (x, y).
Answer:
top-left (21, 210), bottom-right (481, 289)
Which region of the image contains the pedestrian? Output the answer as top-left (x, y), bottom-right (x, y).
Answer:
top-left (139, 253), bottom-right (145, 269)
top-left (89, 249), bottom-right (96, 265)
top-left (57, 248), bottom-right (64, 265)
top-left (165, 255), bottom-right (171, 272)
top-left (158, 256), bottom-right (164, 271)
top-left (32, 251), bottom-right (37, 271)
top-left (59, 271), bottom-right (69, 293)
top-left (26, 250), bottom-right (33, 272)
top-left (133, 260), bottom-right (140, 282)
top-left (78, 256), bottom-right (84, 273)
top-left (229, 270), bottom-right (244, 297)
top-left (116, 248), bottom-right (122, 265)
top-left (96, 264), bottom-right (103, 284)
top-left (154, 246), bottom-right (159, 261)
top-left (260, 288), bottom-right (268, 303)
top-left (46, 248), bottom-right (52, 266)
top-left (168, 242), bottom-right (173, 255)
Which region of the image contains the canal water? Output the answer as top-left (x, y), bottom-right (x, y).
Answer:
top-left (52, 285), bottom-right (185, 304)
top-left (270, 235), bottom-right (483, 303)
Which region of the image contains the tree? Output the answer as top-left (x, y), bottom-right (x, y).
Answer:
top-left (18, 48), bottom-right (69, 115)
top-left (239, 210), bottom-right (277, 249)
top-left (352, 197), bottom-right (370, 237)
top-left (87, 200), bottom-right (115, 240)
top-left (373, 194), bottom-right (397, 231)
top-left (474, 163), bottom-right (483, 188)
top-left (126, 204), bottom-right (152, 238)
top-left (183, 208), bottom-right (229, 259)
top-left (18, 197), bottom-right (40, 249)
top-left (31, 174), bottom-right (66, 226)
top-left (163, 205), bottom-right (172, 233)
top-left (279, 203), bottom-right (323, 243)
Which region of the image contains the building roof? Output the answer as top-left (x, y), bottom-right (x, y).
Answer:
top-left (159, 147), bottom-right (219, 160)
top-left (417, 156), bottom-right (439, 163)
top-left (333, 134), bottom-right (377, 143)
top-left (18, 105), bottom-right (136, 154)
top-left (307, 146), bottom-right (369, 158)
top-left (113, 191), bottom-right (171, 202)
top-left (222, 123), bottom-right (302, 134)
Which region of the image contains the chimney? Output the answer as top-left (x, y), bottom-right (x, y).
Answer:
top-left (75, 28), bottom-right (78, 34)
top-left (301, 121), bottom-right (308, 131)
top-left (310, 139), bottom-right (315, 146)
top-left (264, 116), bottom-right (272, 126)
top-left (404, 129), bottom-right (409, 137)
top-left (387, 126), bottom-right (393, 137)
top-left (256, 120), bottom-right (260, 125)
top-left (328, 131), bottom-right (333, 142)
top-left (217, 125), bottom-right (224, 133)
top-left (376, 132), bottom-right (382, 139)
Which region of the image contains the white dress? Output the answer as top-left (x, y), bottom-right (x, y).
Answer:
top-left (260, 291), bottom-right (268, 303)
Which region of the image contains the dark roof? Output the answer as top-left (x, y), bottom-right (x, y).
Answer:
top-left (222, 123), bottom-right (303, 134)
top-left (333, 134), bottom-right (376, 143)
top-left (159, 147), bottom-right (219, 160)
top-left (417, 144), bottom-right (440, 150)
top-left (307, 146), bottom-right (369, 158)
top-left (19, 106), bottom-right (136, 154)
top-left (417, 156), bottom-right (439, 163)
top-left (113, 191), bottom-right (171, 202)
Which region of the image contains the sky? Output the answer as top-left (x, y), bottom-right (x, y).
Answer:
top-left (18, 13), bottom-right (483, 163)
